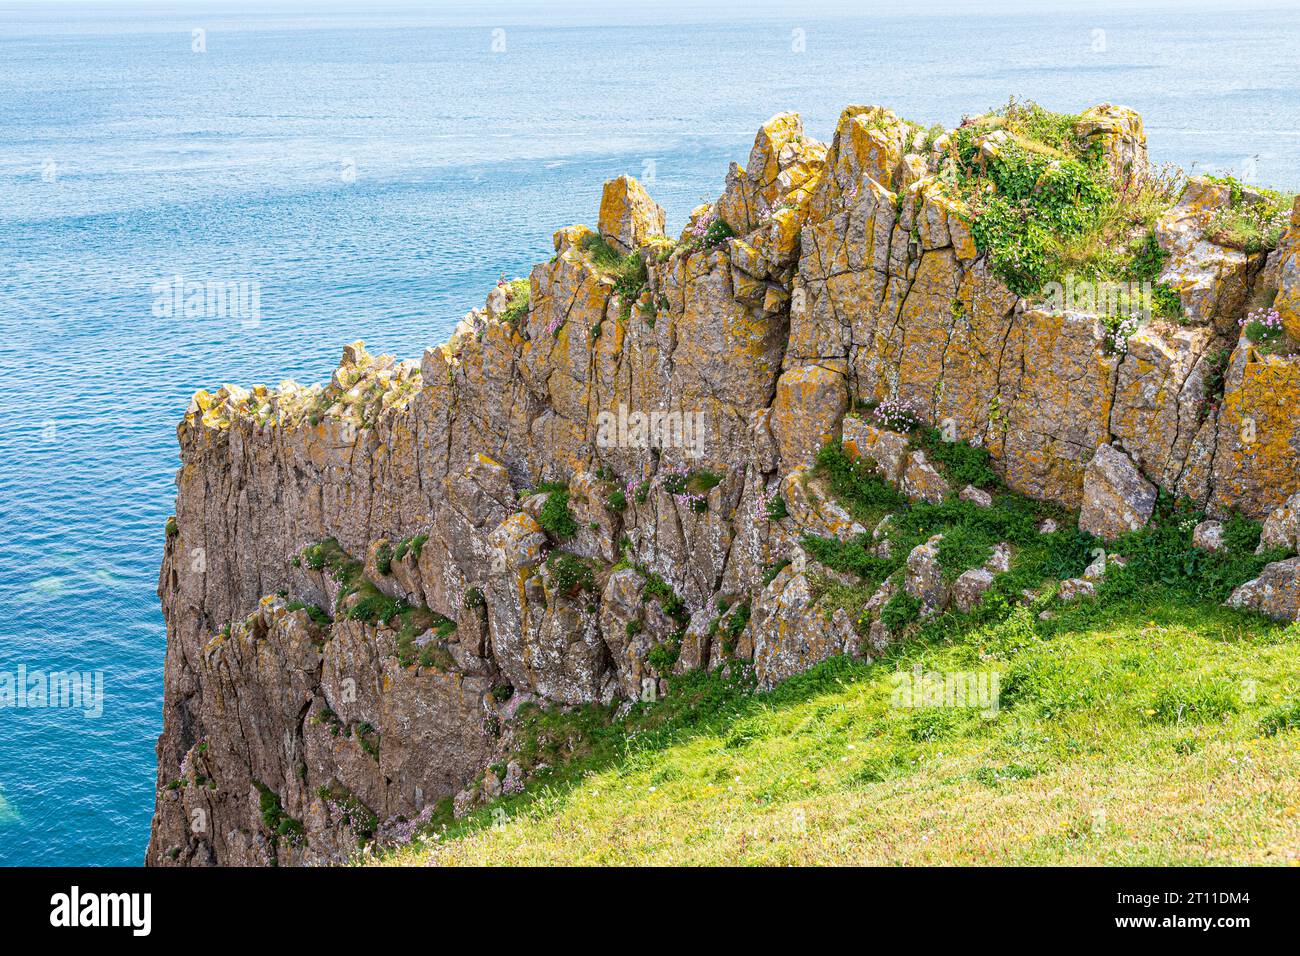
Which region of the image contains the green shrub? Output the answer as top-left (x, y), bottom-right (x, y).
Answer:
top-left (547, 551), bottom-right (596, 597)
top-left (1111, 499), bottom-right (1279, 602)
top-left (538, 489), bottom-right (579, 539)
top-left (647, 639), bottom-right (681, 672)
top-left (765, 494), bottom-right (788, 520)
top-left (499, 278), bottom-right (531, 326)
top-left (915, 428), bottom-right (997, 488)
top-left (255, 782), bottom-right (305, 846)
top-left (800, 534), bottom-right (897, 583)
top-left (812, 442), bottom-right (906, 524)
top-left (880, 590), bottom-right (921, 632)
top-left (375, 542), bottom-right (394, 576)
top-left (606, 488), bottom-right (627, 512)
top-left (348, 591), bottom-right (405, 626)
top-left (936, 525), bottom-right (994, 581)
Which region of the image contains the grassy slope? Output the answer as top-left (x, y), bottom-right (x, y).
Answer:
top-left (378, 585), bottom-right (1300, 866)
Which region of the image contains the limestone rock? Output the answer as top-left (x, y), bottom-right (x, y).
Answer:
top-left (1192, 519), bottom-right (1227, 553)
top-left (1258, 491), bottom-right (1300, 554)
top-left (1272, 197), bottom-right (1300, 339)
top-left (842, 419), bottom-right (911, 483)
top-left (771, 365), bottom-right (849, 467)
top-left (1078, 444), bottom-right (1156, 541)
top-left (952, 568), bottom-right (996, 613)
top-left (1225, 558), bottom-right (1300, 622)
top-left (960, 485), bottom-right (993, 508)
top-left (985, 542), bottom-right (1012, 574)
top-left (149, 103), bottom-right (1300, 866)
top-left (901, 450), bottom-right (951, 505)
top-left (751, 562), bottom-right (857, 689)
top-left (1209, 348), bottom-right (1300, 520)
top-left (904, 535), bottom-right (949, 614)
top-left (598, 175), bottom-right (665, 255)
top-left (1075, 104), bottom-right (1148, 190)
top-left (1155, 177), bottom-right (1254, 330)
top-left (1058, 578), bottom-right (1096, 603)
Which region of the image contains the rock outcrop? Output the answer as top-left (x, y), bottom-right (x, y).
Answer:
top-left (1078, 444), bottom-right (1157, 541)
top-left (148, 102), bottom-right (1300, 866)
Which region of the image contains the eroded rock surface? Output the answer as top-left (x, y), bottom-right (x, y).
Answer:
top-left (149, 102), bottom-right (1300, 866)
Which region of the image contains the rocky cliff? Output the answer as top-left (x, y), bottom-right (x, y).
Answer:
top-left (148, 102), bottom-right (1300, 865)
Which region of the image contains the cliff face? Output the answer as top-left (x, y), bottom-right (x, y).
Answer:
top-left (147, 103), bottom-right (1300, 865)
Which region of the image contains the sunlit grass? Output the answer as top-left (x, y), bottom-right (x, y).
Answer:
top-left (374, 590), bottom-right (1300, 867)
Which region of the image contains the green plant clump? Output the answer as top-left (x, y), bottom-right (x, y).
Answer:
top-left (537, 488), bottom-right (579, 540)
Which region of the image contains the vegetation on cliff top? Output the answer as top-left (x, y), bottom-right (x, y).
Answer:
top-left (941, 98), bottom-right (1184, 318)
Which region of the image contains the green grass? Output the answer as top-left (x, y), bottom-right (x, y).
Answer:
top-left (376, 586), bottom-right (1300, 866)
top-left (1203, 175), bottom-right (1296, 254)
top-left (580, 233), bottom-right (648, 320)
top-left (370, 433), bottom-right (1299, 866)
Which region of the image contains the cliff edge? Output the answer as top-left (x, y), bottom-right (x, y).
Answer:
top-left (148, 101), bottom-right (1300, 865)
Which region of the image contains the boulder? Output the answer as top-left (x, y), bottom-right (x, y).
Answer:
top-left (1078, 445), bottom-right (1156, 541)
top-left (952, 568), bottom-right (996, 613)
top-left (901, 450), bottom-right (951, 505)
top-left (959, 485), bottom-right (993, 508)
top-left (1258, 492), bottom-right (1300, 554)
top-left (751, 562), bottom-right (858, 689)
top-left (1225, 558), bottom-right (1300, 622)
top-left (1192, 519), bottom-right (1227, 553)
top-left (1058, 578), bottom-right (1097, 603)
top-left (985, 542), bottom-right (1013, 574)
top-left (904, 535), bottom-right (949, 613)
top-left (841, 418), bottom-right (911, 483)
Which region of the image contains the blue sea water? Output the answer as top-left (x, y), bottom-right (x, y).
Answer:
top-left (1, 0), bottom-right (1297, 866)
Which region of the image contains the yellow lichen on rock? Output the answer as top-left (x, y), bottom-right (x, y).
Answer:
top-left (770, 364), bottom-right (849, 468)
top-left (1075, 103), bottom-right (1148, 189)
top-left (1211, 346), bottom-right (1300, 518)
top-left (597, 174), bottom-right (665, 255)
top-left (1271, 197), bottom-right (1300, 340)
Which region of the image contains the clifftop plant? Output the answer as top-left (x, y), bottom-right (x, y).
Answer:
top-left (581, 233), bottom-right (648, 320)
top-left (1204, 175), bottom-right (1295, 253)
top-left (943, 99), bottom-right (1183, 311)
